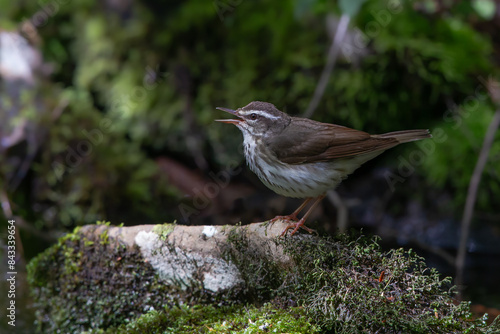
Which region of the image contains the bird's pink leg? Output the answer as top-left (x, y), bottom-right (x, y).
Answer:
top-left (281, 194), bottom-right (326, 236)
top-left (269, 198), bottom-right (313, 223)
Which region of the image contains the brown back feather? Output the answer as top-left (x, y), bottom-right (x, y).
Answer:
top-left (267, 117), bottom-right (429, 164)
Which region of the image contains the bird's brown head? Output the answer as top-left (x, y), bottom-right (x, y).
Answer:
top-left (216, 101), bottom-right (291, 138)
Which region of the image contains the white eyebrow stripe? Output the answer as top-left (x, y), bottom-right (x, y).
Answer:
top-left (240, 109), bottom-right (280, 120)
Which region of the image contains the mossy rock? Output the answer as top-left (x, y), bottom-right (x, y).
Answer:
top-left (27, 222), bottom-right (500, 333)
top-left (27, 224), bottom-right (178, 333)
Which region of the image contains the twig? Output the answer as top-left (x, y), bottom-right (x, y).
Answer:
top-left (303, 14), bottom-right (351, 229)
top-left (0, 191), bottom-right (25, 260)
top-left (455, 108), bottom-right (500, 299)
top-left (382, 228), bottom-right (455, 267)
top-left (411, 238), bottom-right (455, 267)
top-left (303, 14), bottom-right (350, 118)
top-left (327, 190), bottom-right (348, 233)
top-left (9, 98), bottom-right (68, 191)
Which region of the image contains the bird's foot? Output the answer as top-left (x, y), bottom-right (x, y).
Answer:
top-left (269, 214), bottom-right (299, 224)
top-left (260, 214), bottom-right (299, 229)
top-left (280, 219), bottom-right (315, 237)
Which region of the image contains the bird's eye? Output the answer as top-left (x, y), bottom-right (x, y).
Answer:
top-left (250, 113), bottom-right (258, 120)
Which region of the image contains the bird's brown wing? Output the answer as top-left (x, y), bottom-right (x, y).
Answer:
top-left (267, 118), bottom-right (399, 164)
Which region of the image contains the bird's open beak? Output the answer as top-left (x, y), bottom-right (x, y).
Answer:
top-left (215, 107), bottom-right (242, 124)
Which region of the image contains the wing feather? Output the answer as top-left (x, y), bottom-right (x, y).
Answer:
top-left (266, 118), bottom-right (399, 164)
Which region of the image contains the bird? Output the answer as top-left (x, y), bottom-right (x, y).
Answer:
top-left (215, 101), bottom-right (431, 236)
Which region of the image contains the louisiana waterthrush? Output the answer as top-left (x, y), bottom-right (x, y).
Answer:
top-left (216, 101), bottom-right (431, 236)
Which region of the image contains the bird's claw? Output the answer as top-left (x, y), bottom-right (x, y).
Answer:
top-left (261, 215), bottom-right (315, 237)
top-left (279, 219), bottom-right (316, 237)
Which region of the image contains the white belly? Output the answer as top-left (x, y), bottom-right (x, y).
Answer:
top-left (243, 135), bottom-right (380, 198)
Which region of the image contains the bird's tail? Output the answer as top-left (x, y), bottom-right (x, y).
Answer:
top-left (376, 129), bottom-right (432, 143)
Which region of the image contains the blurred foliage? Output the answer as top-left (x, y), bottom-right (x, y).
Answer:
top-left (0, 0), bottom-right (499, 232)
top-left (424, 102), bottom-right (500, 211)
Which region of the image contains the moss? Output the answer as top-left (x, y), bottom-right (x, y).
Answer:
top-left (219, 227), bottom-right (284, 303)
top-left (99, 228), bottom-right (110, 245)
top-left (273, 233), bottom-right (497, 333)
top-left (223, 228), bottom-right (499, 333)
top-left (96, 221), bottom-right (112, 225)
top-left (107, 303), bottom-right (319, 334)
top-left (27, 225), bottom-right (178, 333)
top-left (27, 225), bottom-right (500, 333)
top-left (152, 223), bottom-right (175, 241)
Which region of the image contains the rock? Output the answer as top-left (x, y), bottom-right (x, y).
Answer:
top-left (77, 222), bottom-right (290, 294)
top-left (27, 221), bottom-right (295, 333)
top-left (27, 222), bottom-right (500, 334)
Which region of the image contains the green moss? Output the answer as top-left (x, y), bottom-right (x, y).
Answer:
top-left (27, 225), bottom-right (500, 333)
top-left (99, 228), bottom-right (110, 245)
top-left (273, 233), bottom-right (498, 333)
top-left (27, 224), bottom-right (178, 333)
top-left (222, 229), bottom-right (499, 333)
top-left (96, 221), bottom-right (112, 226)
top-left (108, 303), bottom-right (319, 334)
top-left (152, 223), bottom-right (176, 241)
top-left (220, 227), bottom-right (284, 303)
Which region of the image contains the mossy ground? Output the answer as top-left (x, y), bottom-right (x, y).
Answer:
top-left (223, 229), bottom-right (499, 333)
top-left (275, 234), bottom-right (495, 333)
top-left (102, 303), bottom-right (319, 334)
top-left (27, 224), bottom-right (500, 333)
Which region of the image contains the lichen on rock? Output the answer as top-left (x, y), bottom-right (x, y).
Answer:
top-left (135, 230), bottom-right (243, 292)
